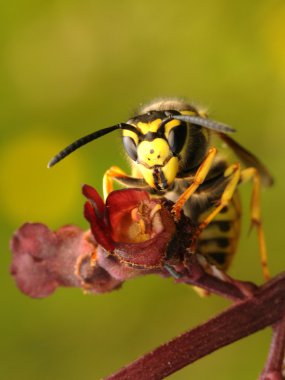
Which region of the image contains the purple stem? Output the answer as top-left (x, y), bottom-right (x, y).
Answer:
top-left (174, 255), bottom-right (258, 301)
top-left (260, 315), bottom-right (285, 380)
top-left (106, 272), bottom-right (285, 380)
top-left (178, 270), bottom-right (256, 301)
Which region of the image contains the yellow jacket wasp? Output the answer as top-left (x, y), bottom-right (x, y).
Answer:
top-left (48, 98), bottom-right (273, 280)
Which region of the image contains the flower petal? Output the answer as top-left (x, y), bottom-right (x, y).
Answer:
top-left (10, 223), bottom-right (89, 298)
top-left (10, 223), bottom-right (70, 298)
top-left (106, 189), bottom-right (150, 220)
top-left (75, 253), bottom-right (122, 293)
top-left (82, 184), bottom-right (105, 217)
top-left (84, 201), bottom-right (115, 251)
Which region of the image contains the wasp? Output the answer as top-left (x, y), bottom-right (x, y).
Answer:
top-left (48, 98), bottom-right (273, 280)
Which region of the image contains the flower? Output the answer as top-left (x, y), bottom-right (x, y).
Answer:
top-left (10, 186), bottom-right (194, 298)
top-left (10, 223), bottom-right (122, 298)
top-left (83, 185), bottom-right (177, 269)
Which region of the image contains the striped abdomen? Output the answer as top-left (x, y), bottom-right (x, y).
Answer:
top-left (196, 192), bottom-right (241, 271)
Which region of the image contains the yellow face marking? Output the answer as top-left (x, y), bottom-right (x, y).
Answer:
top-left (163, 119), bottom-right (181, 139)
top-left (137, 120), bottom-right (161, 134)
top-left (136, 156), bottom-right (179, 189)
top-left (137, 165), bottom-right (155, 187)
top-left (137, 139), bottom-right (170, 166)
top-left (161, 156), bottom-right (179, 185)
top-left (122, 129), bottom-right (139, 145)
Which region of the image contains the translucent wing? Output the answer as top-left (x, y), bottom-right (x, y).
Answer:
top-left (218, 133), bottom-right (274, 187)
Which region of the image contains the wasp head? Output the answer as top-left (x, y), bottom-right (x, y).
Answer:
top-left (122, 113), bottom-right (191, 191)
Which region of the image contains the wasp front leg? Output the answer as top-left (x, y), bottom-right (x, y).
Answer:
top-left (103, 166), bottom-right (147, 200)
top-left (172, 147), bottom-right (217, 220)
top-left (103, 166), bottom-right (131, 200)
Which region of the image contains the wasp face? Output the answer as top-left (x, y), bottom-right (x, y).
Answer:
top-left (122, 114), bottom-right (188, 191)
top-left (136, 138), bottom-right (179, 191)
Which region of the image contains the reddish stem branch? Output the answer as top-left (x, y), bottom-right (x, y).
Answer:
top-left (260, 315), bottom-right (285, 380)
top-left (173, 255), bottom-right (258, 301)
top-left (178, 269), bottom-right (256, 301)
top-left (106, 272), bottom-right (285, 380)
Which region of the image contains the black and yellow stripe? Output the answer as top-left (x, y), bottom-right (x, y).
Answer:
top-left (197, 192), bottom-right (241, 270)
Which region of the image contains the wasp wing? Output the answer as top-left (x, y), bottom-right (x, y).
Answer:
top-left (218, 133), bottom-right (274, 187)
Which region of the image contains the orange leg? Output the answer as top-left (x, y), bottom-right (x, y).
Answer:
top-left (192, 163), bottom-right (241, 243)
top-left (240, 167), bottom-right (270, 280)
top-left (103, 166), bottom-right (149, 200)
top-left (103, 166), bottom-right (130, 200)
top-left (172, 147), bottom-right (217, 220)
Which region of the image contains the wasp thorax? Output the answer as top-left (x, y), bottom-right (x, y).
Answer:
top-left (137, 139), bottom-right (170, 167)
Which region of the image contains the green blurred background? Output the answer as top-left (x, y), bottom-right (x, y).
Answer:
top-left (1, 1), bottom-right (285, 379)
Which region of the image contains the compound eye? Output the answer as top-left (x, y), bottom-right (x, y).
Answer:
top-left (167, 123), bottom-right (187, 155)
top-left (122, 136), bottom-right (138, 161)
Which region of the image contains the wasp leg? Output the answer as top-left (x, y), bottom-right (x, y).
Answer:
top-left (103, 166), bottom-right (148, 199)
top-left (172, 147), bottom-right (217, 220)
top-left (191, 163), bottom-right (241, 251)
top-left (103, 166), bottom-right (131, 200)
top-left (240, 167), bottom-right (270, 280)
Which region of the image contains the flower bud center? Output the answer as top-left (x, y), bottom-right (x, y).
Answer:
top-left (112, 201), bottom-right (163, 243)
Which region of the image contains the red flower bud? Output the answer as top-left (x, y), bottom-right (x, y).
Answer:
top-left (83, 185), bottom-right (177, 268)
